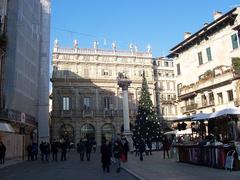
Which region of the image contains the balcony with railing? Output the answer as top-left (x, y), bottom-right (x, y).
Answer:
top-left (83, 109), bottom-right (94, 118)
top-left (51, 108), bottom-right (138, 119)
top-left (179, 66), bottom-right (234, 96)
top-left (181, 103), bottom-right (198, 113)
top-left (198, 100), bottom-right (215, 109)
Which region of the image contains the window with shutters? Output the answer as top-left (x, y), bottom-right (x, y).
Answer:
top-left (83, 97), bottom-right (91, 110)
top-left (231, 33), bottom-right (239, 50)
top-left (63, 97), bottom-right (70, 110)
top-left (198, 52), bottom-right (203, 65)
top-left (217, 93), bottom-right (223, 104)
top-left (227, 90), bottom-right (233, 102)
top-left (104, 97), bottom-right (111, 109)
top-left (206, 47), bottom-right (212, 61)
top-left (177, 63), bottom-right (181, 75)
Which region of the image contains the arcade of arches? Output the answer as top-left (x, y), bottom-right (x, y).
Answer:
top-left (58, 123), bottom-right (119, 144)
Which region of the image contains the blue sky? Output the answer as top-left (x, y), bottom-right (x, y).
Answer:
top-left (51, 0), bottom-right (240, 57)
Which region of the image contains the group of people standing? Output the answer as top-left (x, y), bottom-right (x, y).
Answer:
top-left (133, 136), bottom-right (172, 161)
top-left (27, 142), bottom-right (38, 161)
top-left (77, 138), bottom-right (96, 161)
top-left (39, 139), bottom-right (69, 162)
top-left (100, 137), bottom-right (129, 173)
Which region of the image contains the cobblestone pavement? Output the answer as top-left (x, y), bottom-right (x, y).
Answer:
top-left (0, 151), bottom-right (136, 180)
top-left (122, 151), bottom-right (240, 180)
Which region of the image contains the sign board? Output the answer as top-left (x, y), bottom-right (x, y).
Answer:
top-left (21, 112), bottom-right (25, 123)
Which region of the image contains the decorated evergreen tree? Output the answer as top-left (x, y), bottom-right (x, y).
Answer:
top-left (132, 71), bottom-right (162, 143)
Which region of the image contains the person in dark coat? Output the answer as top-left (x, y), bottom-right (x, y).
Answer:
top-left (123, 138), bottom-right (129, 161)
top-left (100, 140), bottom-right (111, 172)
top-left (32, 142), bottom-right (38, 160)
top-left (51, 140), bottom-right (58, 161)
top-left (0, 141), bottom-right (6, 164)
top-left (138, 139), bottom-right (145, 161)
top-left (146, 139), bottom-right (152, 155)
top-left (27, 144), bottom-right (32, 161)
top-left (77, 139), bottom-right (85, 161)
top-left (43, 142), bottom-right (50, 162)
top-left (85, 139), bottom-right (92, 161)
top-left (40, 141), bottom-right (44, 161)
top-left (60, 140), bottom-right (67, 161)
top-left (162, 136), bottom-right (169, 159)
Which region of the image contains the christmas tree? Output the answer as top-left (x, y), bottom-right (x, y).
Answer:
top-left (132, 71), bottom-right (162, 143)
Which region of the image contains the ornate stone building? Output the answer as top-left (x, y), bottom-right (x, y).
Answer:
top-left (168, 7), bottom-right (240, 116)
top-left (153, 57), bottom-right (177, 122)
top-left (51, 41), bottom-right (154, 145)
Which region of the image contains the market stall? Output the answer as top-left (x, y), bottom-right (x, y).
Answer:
top-left (174, 107), bottom-right (240, 170)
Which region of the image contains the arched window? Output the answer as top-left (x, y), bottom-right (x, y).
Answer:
top-left (80, 124), bottom-right (95, 140)
top-left (59, 124), bottom-right (74, 143)
top-left (102, 123), bottom-right (115, 141)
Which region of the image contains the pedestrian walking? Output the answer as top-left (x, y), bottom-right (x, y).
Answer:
top-left (77, 139), bottom-right (85, 161)
top-left (40, 141), bottom-right (44, 161)
top-left (92, 139), bottom-right (97, 153)
top-left (100, 140), bottom-right (111, 173)
top-left (113, 140), bottom-right (122, 172)
top-left (155, 141), bottom-right (160, 150)
top-left (0, 141), bottom-right (6, 164)
top-left (162, 136), bottom-right (170, 159)
top-left (139, 138), bottom-right (145, 161)
top-left (146, 139), bottom-right (152, 155)
top-left (32, 142), bottom-right (38, 160)
top-left (43, 142), bottom-right (50, 162)
top-left (85, 139), bottom-right (92, 161)
top-left (60, 139), bottom-right (67, 161)
top-left (51, 139), bottom-right (58, 161)
top-left (123, 138), bottom-right (129, 161)
top-left (27, 144), bottom-right (32, 161)
top-left (133, 140), bottom-right (139, 156)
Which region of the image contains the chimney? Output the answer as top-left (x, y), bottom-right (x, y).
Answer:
top-left (203, 23), bottom-right (208, 27)
top-left (213, 11), bottom-right (222, 20)
top-left (184, 32), bottom-right (191, 40)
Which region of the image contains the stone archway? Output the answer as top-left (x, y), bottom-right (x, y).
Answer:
top-left (59, 124), bottom-right (75, 143)
top-left (102, 123), bottom-right (115, 141)
top-left (80, 123), bottom-right (95, 140)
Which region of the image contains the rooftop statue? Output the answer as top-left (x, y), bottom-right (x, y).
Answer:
top-left (147, 44), bottom-right (151, 53)
top-left (112, 42), bottom-right (116, 51)
top-left (129, 43), bottom-right (134, 52)
top-left (93, 41), bottom-right (98, 49)
top-left (74, 39), bottom-right (78, 48)
top-left (134, 45), bottom-right (138, 52)
top-left (54, 39), bottom-right (59, 48)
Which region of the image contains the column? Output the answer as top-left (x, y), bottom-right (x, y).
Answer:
top-left (122, 88), bottom-right (130, 132)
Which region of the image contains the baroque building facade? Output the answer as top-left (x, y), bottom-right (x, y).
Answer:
top-left (153, 57), bottom-right (177, 123)
top-left (51, 41), bottom-right (155, 145)
top-left (168, 7), bottom-right (240, 116)
top-left (0, 0), bottom-right (51, 159)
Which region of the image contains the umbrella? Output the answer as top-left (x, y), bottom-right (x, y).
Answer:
top-left (210, 107), bottom-right (240, 118)
top-left (192, 113), bottom-right (211, 121)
